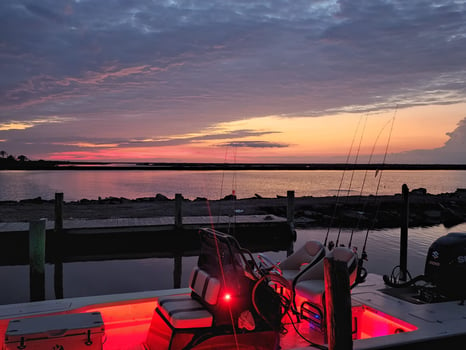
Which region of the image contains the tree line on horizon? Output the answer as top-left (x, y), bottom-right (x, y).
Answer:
top-left (1, 150), bottom-right (466, 171)
top-left (0, 150), bottom-right (29, 162)
top-left (0, 150), bottom-right (62, 170)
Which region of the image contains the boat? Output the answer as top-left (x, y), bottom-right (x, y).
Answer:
top-left (1, 226), bottom-right (466, 349)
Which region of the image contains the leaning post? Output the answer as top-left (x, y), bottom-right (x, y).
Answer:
top-left (324, 257), bottom-right (353, 350)
top-left (175, 193), bottom-right (183, 229)
top-left (29, 219), bottom-right (46, 302)
top-left (400, 184), bottom-right (409, 281)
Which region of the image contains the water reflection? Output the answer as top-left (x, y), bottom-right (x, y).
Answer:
top-left (2, 170), bottom-right (466, 201)
top-left (250, 223), bottom-right (466, 279)
top-left (1, 223), bottom-right (466, 305)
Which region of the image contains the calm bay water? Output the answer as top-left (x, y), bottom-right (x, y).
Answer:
top-left (1, 169), bottom-right (466, 305)
top-left (2, 223), bottom-right (466, 305)
top-left (1, 169), bottom-right (466, 201)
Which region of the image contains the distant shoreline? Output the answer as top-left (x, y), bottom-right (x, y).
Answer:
top-left (1, 161), bottom-right (466, 171)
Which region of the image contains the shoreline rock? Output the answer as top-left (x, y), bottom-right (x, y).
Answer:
top-left (1, 189), bottom-right (465, 229)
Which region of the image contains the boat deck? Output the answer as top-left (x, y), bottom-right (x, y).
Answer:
top-left (351, 274), bottom-right (466, 349)
top-left (1, 274), bottom-right (466, 349)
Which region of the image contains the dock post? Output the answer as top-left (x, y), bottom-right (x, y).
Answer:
top-left (324, 257), bottom-right (353, 350)
top-left (286, 191), bottom-right (296, 256)
top-left (54, 192), bottom-right (64, 299)
top-left (54, 261), bottom-right (64, 299)
top-left (29, 219), bottom-right (46, 302)
top-left (175, 193), bottom-right (183, 229)
top-left (174, 254), bottom-right (182, 289)
top-left (400, 184), bottom-right (409, 281)
top-left (174, 195), bottom-right (183, 288)
top-left (287, 190), bottom-right (295, 225)
top-left (54, 192), bottom-right (64, 233)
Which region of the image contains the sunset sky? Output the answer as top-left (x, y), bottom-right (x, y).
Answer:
top-left (1, 0), bottom-right (466, 164)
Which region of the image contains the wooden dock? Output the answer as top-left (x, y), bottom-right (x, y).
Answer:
top-left (0, 214), bottom-right (295, 265)
top-left (1, 192), bottom-right (297, 301)
top-left (1, 191), bottom-right (297, 265)
top-left (1, 214), bottom-right (287, 233)
top-left (2, 214), bottom-right (295, 300)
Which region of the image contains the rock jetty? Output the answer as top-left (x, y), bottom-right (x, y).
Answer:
top-left (1, 188), bottom-right (465, 229)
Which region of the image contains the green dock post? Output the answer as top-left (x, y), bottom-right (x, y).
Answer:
top-left (29, 219), bottom-right (46, 302)
top-left (54, 192), bottom-right (64, 299)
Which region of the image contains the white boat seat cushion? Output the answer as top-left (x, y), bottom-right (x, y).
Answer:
top-left (282, 268), bottom-right (301, 282)
top-left (279, 240), bottom-right (324, 270)
top-left (279, 240), bottom-right (325, 282)
top-left (157, 294), bottom-right (213, 329)
top-left (295, 279), bottom-right (326, 306)
top-left (155, 267), bottom-right (221, 329)
top-left (189, 267), bottom-right (221, 305)
top-left (295, 247), bottom-right (358, 310)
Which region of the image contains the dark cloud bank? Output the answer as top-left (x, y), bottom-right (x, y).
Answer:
top-left (1, 0), bottom-right (466, 162)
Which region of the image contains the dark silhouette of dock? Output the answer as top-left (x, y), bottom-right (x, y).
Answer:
top-left (0, 214), bottom-right (294, 266)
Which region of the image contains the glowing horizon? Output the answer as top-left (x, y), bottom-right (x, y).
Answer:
top-left (33, 102), bottom-right (465, 164)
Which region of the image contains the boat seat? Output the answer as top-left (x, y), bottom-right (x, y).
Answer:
top-left (154, 267), bottom-right (221, 329)
top-left (294, 247), bottom-right (358, 315)
top-left (279, 240), bottom-right (325, 282)
top-left (155, 294), bottom-right (213, 329)
top-left (146, 228), bottom-right (281, 350)
top-left (146, 266), bottom-right (224, 349)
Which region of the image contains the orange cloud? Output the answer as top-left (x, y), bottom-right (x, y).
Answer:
top-left (0, 116), bottom-right (72, 131)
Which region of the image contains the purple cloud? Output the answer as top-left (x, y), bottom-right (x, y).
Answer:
top-left (1, 0), bottom-right (466, 162)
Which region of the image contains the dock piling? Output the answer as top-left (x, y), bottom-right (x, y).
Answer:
top-left (174, 255), bottom-right (182, 289)
top-left (286, 190), bottom-right (296, 256)
top-left (175, 193), bottom-right (183, 228)
top-left (29, 219), bottom-right (46, 302)
top-left (54, 192), bottom-right (64, 233)
top-left (287, 190), bottom-right (295, 225)
top-left (53, 192), bottom-right (65, 299)
top-left (400, 184), bottom-right (409, 281)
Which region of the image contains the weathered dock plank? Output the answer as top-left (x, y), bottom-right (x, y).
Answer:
top-left (0, 214), bottom-right (286, 233)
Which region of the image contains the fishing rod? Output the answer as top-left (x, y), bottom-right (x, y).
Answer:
top-left (214, 143), bottom-right (238, 233)
top-left (229, 145), bottom-right (238, 235)
top-left (335, 116), bottom-right (368, 247)
top-left (358, 109), bottom-right (397, 282)
top-left (348, 115), bottom-right (393, 247)
top-left (324, 115), bottom-right (364, 247)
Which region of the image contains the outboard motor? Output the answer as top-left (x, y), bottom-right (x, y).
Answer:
top-left (424, 232), bottom-right (466, 300)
